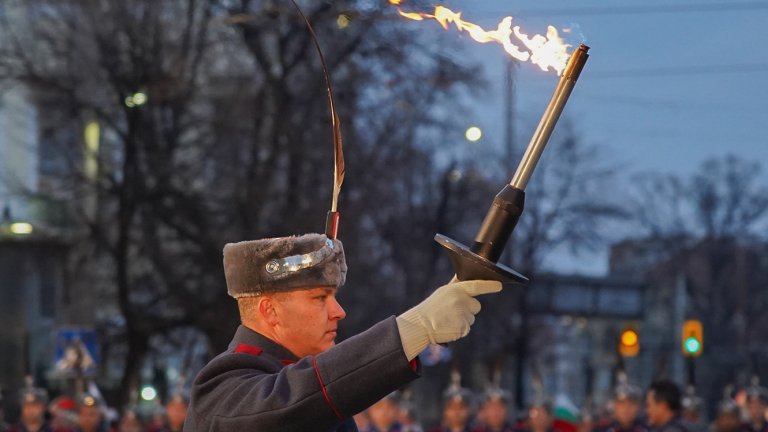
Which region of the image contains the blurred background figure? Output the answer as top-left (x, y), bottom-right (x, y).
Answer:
top-left (525, 403), bottom-right (555, 432)
top-left (473, 386), bottom-right (514, 432)
top-left (75, 393), bottom-right (106, 432)
top-left (711, 387), bottom-right (740, 432)
top-left (595, 377), bottom-right (646, 432)
top-left (740, 379), bottom-right (768, 432)
top-left (49, 396), bottom-right (78, 432)
top-left (355, 410), bottom-right (372, 431)
top-left (156, 393), bottom-right (187, 432)
top-left (364, 392), bottom-right (403, 432)
top-left (430, 370), bottom-right (474, 432)
top-left (116, 409), bottom-right (142, 432)
top-left (682, 386), bottom-right (706, 432)
top-left (398, 388), bottom-right (423, 432)
top-left (645, 380), bottom-right (686, 432)
top-left (8, 378), bottom-right (50, 432)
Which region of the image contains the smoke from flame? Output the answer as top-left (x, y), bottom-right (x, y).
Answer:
top-left (389, 1), bottom-right (573, 75)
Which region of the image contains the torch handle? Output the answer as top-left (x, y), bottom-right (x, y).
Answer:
top-left (510, 44), bottom-right (589, 190)
top-left (434, 45), bottom-right (589, 284)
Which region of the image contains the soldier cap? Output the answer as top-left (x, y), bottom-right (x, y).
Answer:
top-left (614, 382), bottom-right (643, 402)
top-left (20, 387), bottom-right (48, 406)
top-left (224, 234), bottom-right (347, 297)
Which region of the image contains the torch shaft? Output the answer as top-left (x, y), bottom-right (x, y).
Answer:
top-left (510, 44), bottom-right (590, 190)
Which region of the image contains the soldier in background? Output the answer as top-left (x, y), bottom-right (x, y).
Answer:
top-left (74, 394), bottom-right (106, 432)
top-left (116, 409), bottom-right (143, 432)
top-left (525, 402), bottom-right (555, 432)
top-left (681, 386), bottom-right (706, 432)
top-left (473, 387), bottom-right (514, 432)
top-left (711, 387), bottom-right (740, 432)
top-left (397, 388), bottom-right (423, 432)
top-left (595, 380), bottom-right (647, 432)
top-left (48, 396), bottom-right (78, 432)
top-left (155, 393), bottom-right (187, 432)
top-left (740, 381), bottom-right (768, 432)
top-left (8, 379), bottom-right (51, 432)
top-left (430, 371), bottom-right (474, 432)
top-left (364, 392), bottom-right (403, 432)
top-left (645, 380), bottom-right (687, 432)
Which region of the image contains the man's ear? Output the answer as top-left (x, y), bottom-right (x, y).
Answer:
top-left (258, 296), bottom-right (279, 326)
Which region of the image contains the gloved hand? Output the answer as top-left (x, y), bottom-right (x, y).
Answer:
top-left (396, 279), bottom-right (502, 360)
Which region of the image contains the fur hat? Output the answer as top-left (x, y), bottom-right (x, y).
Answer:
top-left (223, 233), bottom-right (347, 297)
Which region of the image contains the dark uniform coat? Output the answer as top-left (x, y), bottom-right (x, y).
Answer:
top-left (185, 316), bottom-right (421, 432)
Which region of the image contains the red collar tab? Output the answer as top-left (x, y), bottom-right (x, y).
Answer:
top-left (234, 344), bottom-right (263, 356)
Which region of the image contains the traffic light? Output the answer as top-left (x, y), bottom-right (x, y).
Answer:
top-left (618, 325), bottom-right (640, 357)
top-left (682, 319), bottom-right (703, 357)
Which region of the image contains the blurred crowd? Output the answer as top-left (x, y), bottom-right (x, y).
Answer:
top-left (0, 381), bottom-right (187, 432)
top-left (2, 375), bottom-right (768, 432)
top-left (353, 377), bottom-right (768, 432)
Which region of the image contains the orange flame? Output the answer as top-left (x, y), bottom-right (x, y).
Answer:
top-left (389, 1), bottom-right (572, 74)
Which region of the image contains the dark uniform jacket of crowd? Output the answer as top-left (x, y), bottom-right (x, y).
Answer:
top-left (185, 316), bottom-right (421, 432)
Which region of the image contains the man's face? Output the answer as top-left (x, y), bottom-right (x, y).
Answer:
top-left (444, 399), bottom-right (470, 428)
top-left (645, 391), bottom-right (668, 426)
top-left (21, 401), bottom-right (45, 424)
top-left (368, 398), bottom-right (398, 429)
top-left (272, 287), bottom-right (346, 357)
top-left (78, 405), bottom-right (103, 431)
top-left (529, 406), bottom-right (552, 431)
top-left (748, 399), bottom-right (766, 423)
top-left (614, 399), bottom-right (640, 426)
top-left (715, 412), bottom-right (741, 432)
top-left (166, 400), bottom-right (188, 427)
top-left (482, 399), bottom-right (508, 428)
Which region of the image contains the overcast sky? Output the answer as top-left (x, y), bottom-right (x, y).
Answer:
top-left (394, 0), bottom-right (768, 274)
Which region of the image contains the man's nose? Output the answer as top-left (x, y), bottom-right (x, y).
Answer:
top-left (329, 295), bottom-right (346, 320)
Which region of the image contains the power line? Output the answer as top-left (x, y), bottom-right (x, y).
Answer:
top-left (588, 63), bottom-right (768, 78)
top-left (468, 2), bottom-right (768, 17)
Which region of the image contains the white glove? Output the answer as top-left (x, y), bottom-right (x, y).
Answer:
top-left (396, 279), bottom-right (502, 361)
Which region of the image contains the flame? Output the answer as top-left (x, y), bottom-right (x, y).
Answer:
top-left (389, 1), bottom-right (572, 74)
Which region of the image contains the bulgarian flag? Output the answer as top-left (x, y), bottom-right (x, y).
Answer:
top-left (552, 393), bottom-right (580, 432)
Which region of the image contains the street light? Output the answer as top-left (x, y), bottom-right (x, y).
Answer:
top-left (125, 92), bottom-right (148, 108)
top-left (465, 126), bottom-right (482, 142)
top-left (140, 385), bottom-right (157, 401)
top-left (9, 222), bottom-right (33, 235)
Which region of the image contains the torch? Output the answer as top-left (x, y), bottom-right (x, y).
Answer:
top-left (436, 44), bottom-right (590, 283)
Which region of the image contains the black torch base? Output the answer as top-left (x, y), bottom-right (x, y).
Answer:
top-left (435, 234), bottom-right (529, 284)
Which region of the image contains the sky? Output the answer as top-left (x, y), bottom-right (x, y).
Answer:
top-left (393, 0), bottom-right (768, 275)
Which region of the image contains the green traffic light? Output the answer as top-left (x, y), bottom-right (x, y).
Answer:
top-left (684, 337), bottom-right (701, 353)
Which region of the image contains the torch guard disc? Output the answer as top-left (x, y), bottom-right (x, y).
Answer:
top-left (435, 234), bottom-right (529, 284)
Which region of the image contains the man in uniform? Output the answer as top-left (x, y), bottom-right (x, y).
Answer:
top-left (594, 381), bottom-right (647, 432)
top-left (8, 384), bottom-right (50, 432)
top-left (74, 393), bottom-right (106, 432)
top-left (645, 380), bottom-right (687, 432)
top-left (184, 233), bottom-right (502, 431)
top-left (740, 383), bottom-right (768, 432)
top-left (713, 390), bottom-right (740, 432)
top-left (364, 392), bottom-right (403, 432)
top-left (155, 393), bottom-right (187, 432)
top-left (430, 382), bottom-right (474, 432)
top-left (473, 387), bottom-right (514, 432)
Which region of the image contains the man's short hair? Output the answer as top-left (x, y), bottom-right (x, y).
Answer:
top-left (649, 380), bottom-right (682, 413)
